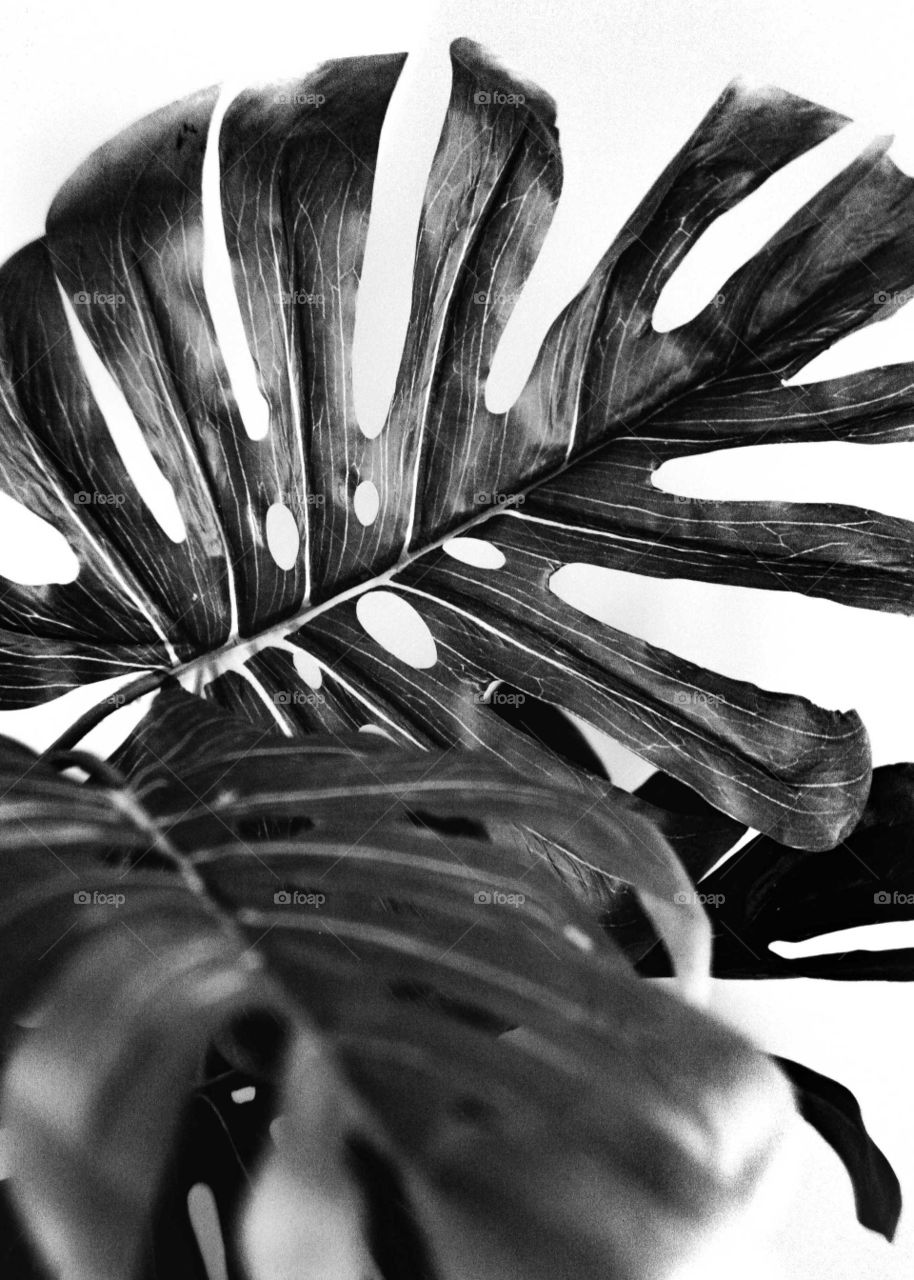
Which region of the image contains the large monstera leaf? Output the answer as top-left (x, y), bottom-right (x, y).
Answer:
top-left (0, 692), bottom-right (793, 1280)
top-left (5, 37), bottom-right (914, 850)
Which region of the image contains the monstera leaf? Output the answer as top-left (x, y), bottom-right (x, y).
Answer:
top-left (657, 761), bottom-right (914, 981)
top-left (775, 1057), bottom-right (901, 1241)
top-left (0, 691), bottom-right (793, 1280)
top-left (4, 38), bottom-right (914, 853)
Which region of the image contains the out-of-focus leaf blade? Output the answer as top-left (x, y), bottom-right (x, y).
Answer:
top-left (776, 1056), bottom-right (901, 1240)
top-left (0, 703), bottom-right (793, 1280)
top-left (4, 916), bottom-right (272, 1280)
top-left (112, 684), bottom-right (711, 990)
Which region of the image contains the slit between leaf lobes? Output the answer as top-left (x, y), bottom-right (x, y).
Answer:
top-left (55, 281), bottom-right (187, 545)
top-left (651, 122), bottom-right (874, 334)
top-left (201, 82), bottom-right (271, 443)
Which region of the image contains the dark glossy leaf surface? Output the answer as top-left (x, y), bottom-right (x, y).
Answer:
top-left (0, 699), bottom-right (793, 1280)
top-left (649, 763), bottom-right (914, 980)
top-left (4, 42), bottom-right (914, 848)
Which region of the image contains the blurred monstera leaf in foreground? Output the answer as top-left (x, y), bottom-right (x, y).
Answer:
top-left (5, 37), bottom-right (914, 853)
top-left (0, 691), bottom-right (793, 1280)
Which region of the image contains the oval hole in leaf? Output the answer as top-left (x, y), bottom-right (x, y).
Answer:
top-left (201, 84), bottom-right (270, 442)
top-left (264, 502), bottom-right (300, 570)
top-left (356, 590), bottom-right (437, 669)
top-left (651, 122), bottom-right (872, 333)
top-left (0, 495), bottom-right (79, 585)
top-left (352, 43), bottom-right (453, 436)
top-left (231, 1086), bottom-right (257, 1104)
top-left (187, 1183), bottom-right (228, 1280)
top-left (291, 648), bottom-right (323, 690)
top-left (442, 536), bottom-right (506, 568)
top-left (56, 284), bottom-right (187, 542)
top-left (359, 724), bottom-right (395, 742)
top-left (353, 480), bottom-right (380, 526)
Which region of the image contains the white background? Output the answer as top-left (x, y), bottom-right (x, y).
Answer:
top-left (2, 1), bottom-right (914, 1277)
